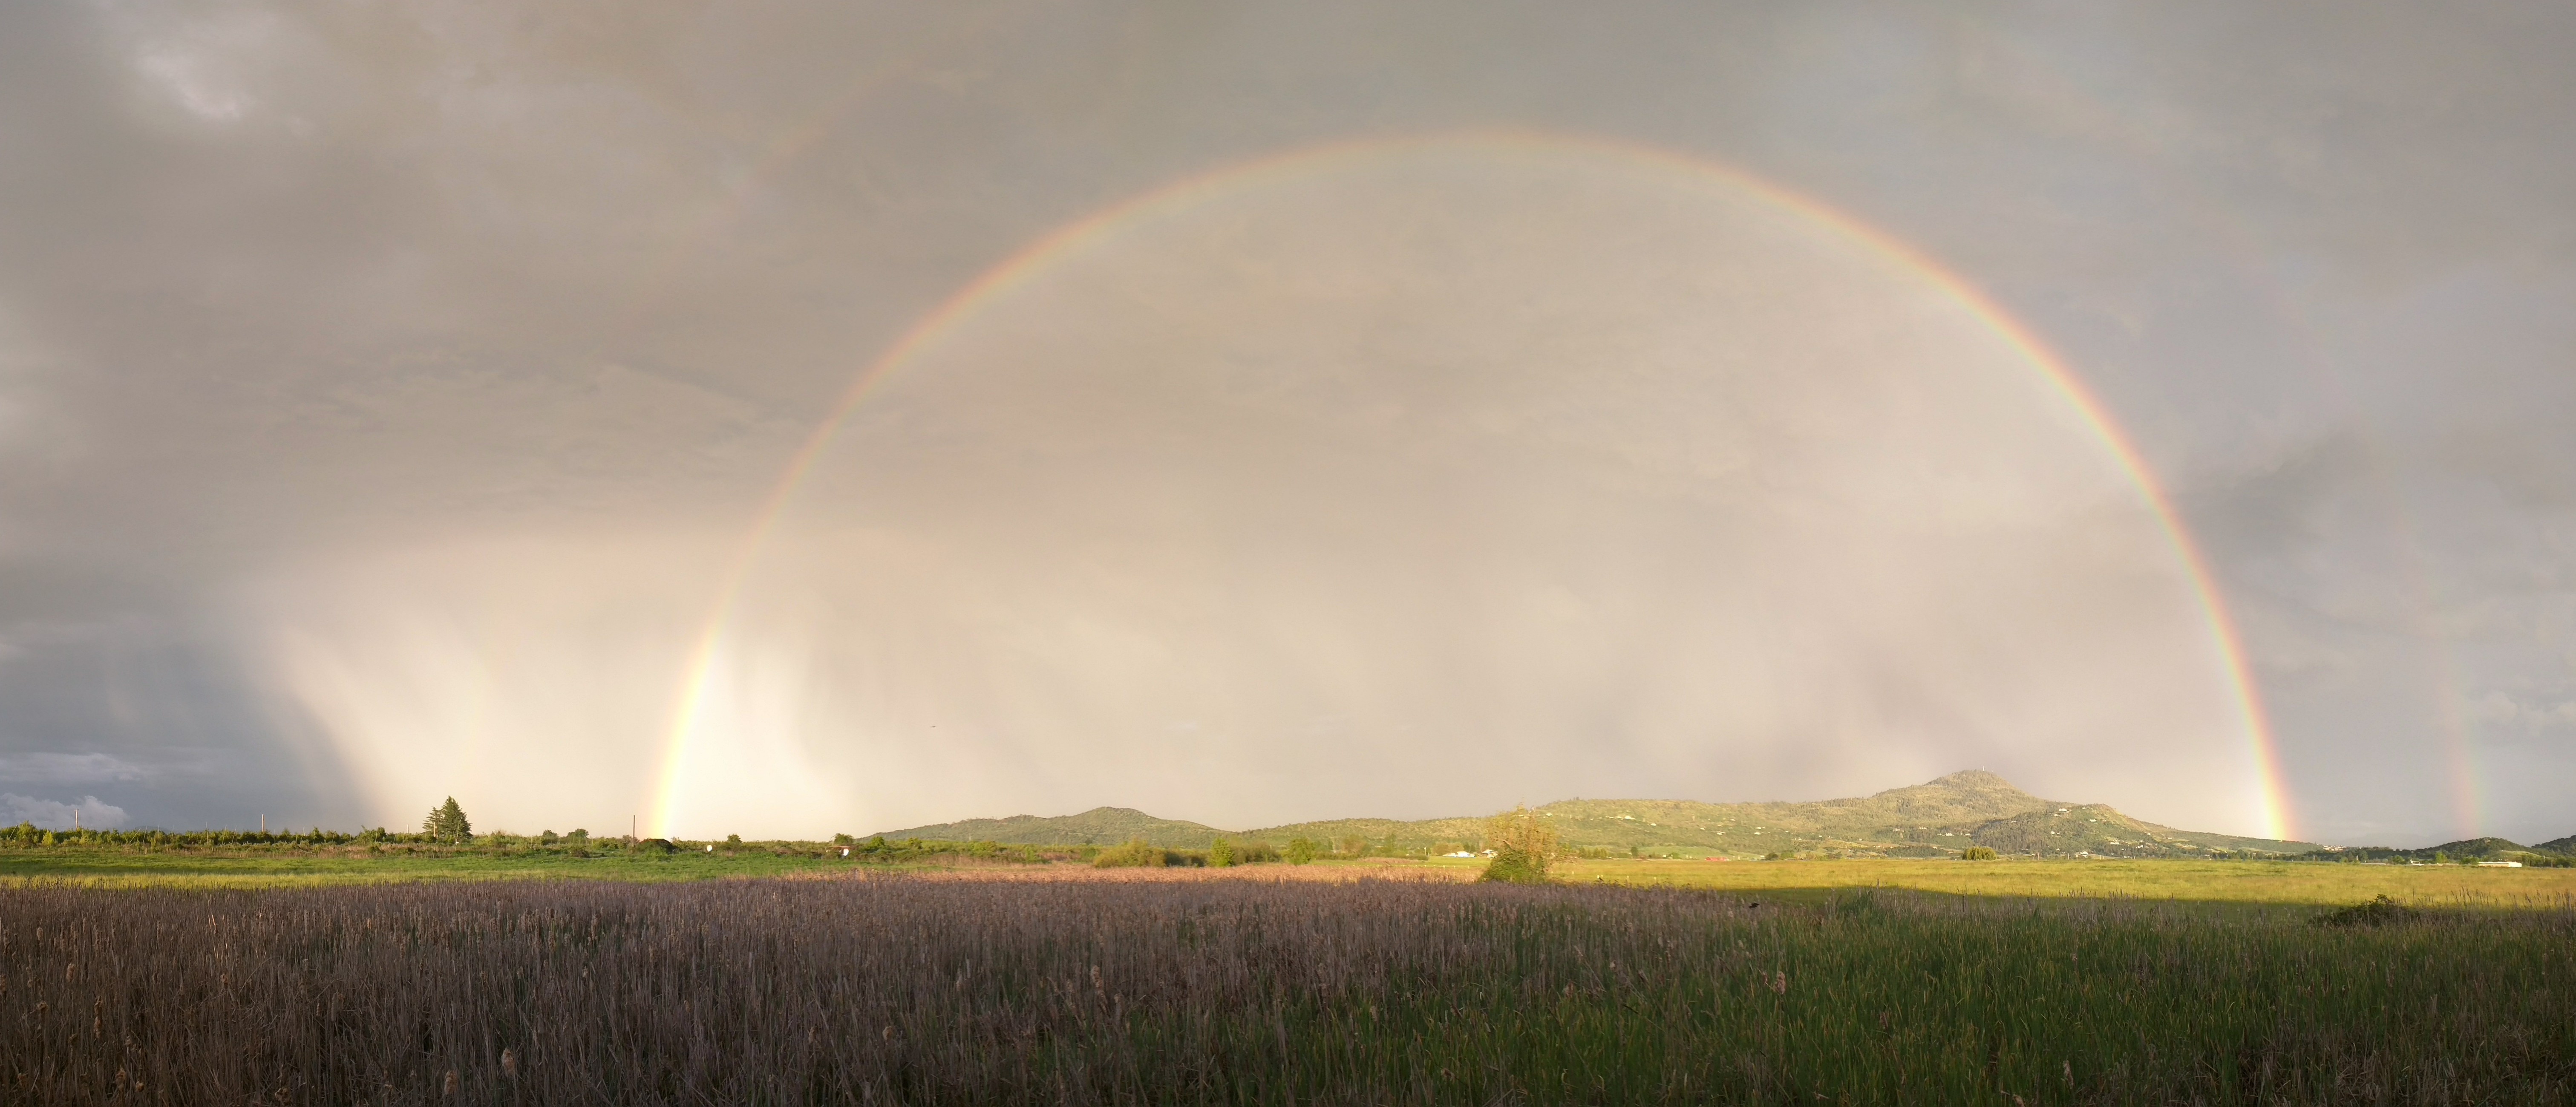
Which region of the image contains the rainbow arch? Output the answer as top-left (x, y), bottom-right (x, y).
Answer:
top-left (646, 130), bottom-right (2295, 843)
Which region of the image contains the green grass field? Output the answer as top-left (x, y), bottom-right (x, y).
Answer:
top-left (1552, 856), bottom-right (2576, 908)
top-left (11, 843), bottom-right (2575, 910)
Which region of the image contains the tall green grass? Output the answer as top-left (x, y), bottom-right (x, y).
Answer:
top-left (3, 879), bottom-right (2569, 1104)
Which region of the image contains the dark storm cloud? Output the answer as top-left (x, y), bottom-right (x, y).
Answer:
top-left (0, 1), bottom-right (2569, 844)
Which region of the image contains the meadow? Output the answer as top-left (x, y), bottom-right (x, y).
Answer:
top-left (1555, 856), bottom-right (2576, 909)
top-left (15, 839), bottom-right (2576, 905)
top-left (3, 865), bottom-right (2573, 1105)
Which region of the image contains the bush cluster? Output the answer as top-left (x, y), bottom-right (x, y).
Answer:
top-left (1084, 838), bottom-right (1293, 869)
top-left (1, 824), bottom-right (373, 849)
top-left (1479, 807), bottom-right (1560, 885)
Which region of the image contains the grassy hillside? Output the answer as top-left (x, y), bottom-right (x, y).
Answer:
top-left (1242, 816), bottom-right (1486, 850)
top-left (870, 807), bottom-right (1234, 848)
top-left (2322, 836), bottom-right (2574, 866)
top-left (869, 771), bottom-right (2323, 858)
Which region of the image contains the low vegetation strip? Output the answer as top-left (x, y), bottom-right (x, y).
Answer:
top-left (1559, 857), bottom-right (2576, 909)
top-left (0, 835), bottom-right (1046, 888)
top-left (13, 841), bottom-right (2576, 910)
top-left (4, 879), bottom-right (2573, 1104)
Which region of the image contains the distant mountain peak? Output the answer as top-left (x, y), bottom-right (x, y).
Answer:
top-left (869, 769), bottom-right (2316, 856)
top-left (1919, 769), bottom-right (2019, 790)
top-left (1850, 770), bottom-right (2051, 819)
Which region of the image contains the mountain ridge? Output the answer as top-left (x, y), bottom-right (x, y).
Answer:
top-left (2321, 836), bottom-right (2576, 865)
top-left (867, 770), bottom-right (2324, 857)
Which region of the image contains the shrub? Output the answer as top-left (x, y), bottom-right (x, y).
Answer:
top-left (1092, 839), bottom-right (1167, 868)
top-left (1208, 839), bottom-right (1237, 868)
top-left (2317, 895), bottom-right (2419, 928)
top-left (1480, 848), bottom-right (1548, 885)
top-left (1962, 846), bottom-right (1999, 861)
top-left (1487, 807), bottom-right (1557, 858)
top-left (1479, 807), bottom-right (1559, 884)
top-left (1286, 838), bottom-right (1318, 865)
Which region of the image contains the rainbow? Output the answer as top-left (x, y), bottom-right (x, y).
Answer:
top-left (647, 130), bottom-right (2296, 842)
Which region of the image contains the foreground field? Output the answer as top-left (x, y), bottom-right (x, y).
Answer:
top-left (5, 876), bottom-right (2572, 1105)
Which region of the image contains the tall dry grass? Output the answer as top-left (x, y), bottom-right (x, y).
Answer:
top-left (3, 877), bottom-right (2572, 1104)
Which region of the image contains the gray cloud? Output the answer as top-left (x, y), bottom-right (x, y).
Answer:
top-left (1, 794), bottom-right (128, 831)
top-left (0, 752), bottom-right (151, 786)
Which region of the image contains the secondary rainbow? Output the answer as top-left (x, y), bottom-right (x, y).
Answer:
top-left (647, 130), bottom-right (2297, 843)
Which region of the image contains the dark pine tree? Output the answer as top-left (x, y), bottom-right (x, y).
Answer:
top-left (422, 797), bottom-right (472, 843)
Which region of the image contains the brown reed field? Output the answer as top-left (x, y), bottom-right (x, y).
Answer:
top-left (5, 872), bottom-right (2573, 1106)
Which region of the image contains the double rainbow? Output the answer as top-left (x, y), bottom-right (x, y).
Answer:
top-left (646, 131), bottom-right (2295, 843)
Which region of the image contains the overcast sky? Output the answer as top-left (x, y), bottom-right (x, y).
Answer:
top-left (1, 2), bottom-right (2569, 847)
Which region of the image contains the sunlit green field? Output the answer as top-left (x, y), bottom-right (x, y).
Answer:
top-left (11, 845), bottom-right (2575, 910)
top-left (1553, 856), bottom-right (2576, 908)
